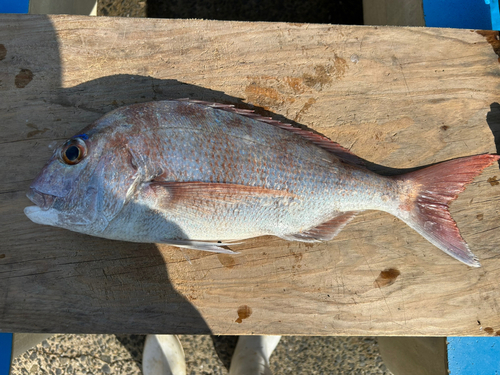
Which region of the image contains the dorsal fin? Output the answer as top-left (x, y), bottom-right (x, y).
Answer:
top-left (178, 99), bottom-right (365, 167)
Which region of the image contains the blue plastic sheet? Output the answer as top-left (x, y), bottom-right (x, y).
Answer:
top-left (423, 0), bottom-right (500, 29)
top-left (0, 1), bottom-right (29, 13)
top-left (448, 337), bottom-right (500, 375)
top-left (0, 333), bottom-right (12, 375)
top-left (423, 0), bottom-right (493, 29)
top-left (486, 0), bottom-right (500, 29)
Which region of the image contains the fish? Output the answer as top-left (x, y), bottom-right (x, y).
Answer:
top-left (24, 100), bottom-right (499, 267)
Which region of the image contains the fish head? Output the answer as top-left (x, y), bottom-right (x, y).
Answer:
top-left (24, 113), bottom-right (141, 236)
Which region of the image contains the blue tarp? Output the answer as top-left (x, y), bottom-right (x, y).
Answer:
top-left (0, 1), bottom-right (29, 13)
top-left (0, 333), bottom-right (12, 375)
top-left (448, 337), bottom-right (500, 375)
top-left (423, 0), bottom-right (499, 29)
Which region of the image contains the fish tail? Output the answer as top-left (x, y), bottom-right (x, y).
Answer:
top-left (395, 154), bottom-right (499, 267)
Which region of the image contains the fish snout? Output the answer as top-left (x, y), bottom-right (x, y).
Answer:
top-left (26, 187), bottom-right (56, 211)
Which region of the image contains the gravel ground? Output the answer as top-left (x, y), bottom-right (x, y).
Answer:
top-left (11, 334), bottom-right (391, 374)
top-left (11, 1), bottom-right (393, 374)
top-left (98, 0), bottom-right (146, 17)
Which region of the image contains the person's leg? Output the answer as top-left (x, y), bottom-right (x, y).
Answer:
top-left (142, 335), bottom-right (186, 375)
top-left (229, 336), bottom-right (281, 375)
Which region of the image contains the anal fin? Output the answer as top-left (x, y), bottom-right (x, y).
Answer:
top-left (281, 211), bottom-right (360, 242)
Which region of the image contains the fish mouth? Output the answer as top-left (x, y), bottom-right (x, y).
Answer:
top-left (26, 187), bottom-right (56, 211)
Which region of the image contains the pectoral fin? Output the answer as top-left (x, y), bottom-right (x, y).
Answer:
top-left (143, 181), bottom-right (296, 208)
top-left (161, 239), bottom-right (241, 254)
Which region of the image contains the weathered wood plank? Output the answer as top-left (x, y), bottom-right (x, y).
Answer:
top-left (1, 15), bottom-right (499, 335)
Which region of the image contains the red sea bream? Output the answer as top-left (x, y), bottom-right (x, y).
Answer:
top-left (24, 100), bottom-right (499, 266)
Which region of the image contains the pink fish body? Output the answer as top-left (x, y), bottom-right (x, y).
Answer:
top-left (24, 100), bottom-right (499, 266)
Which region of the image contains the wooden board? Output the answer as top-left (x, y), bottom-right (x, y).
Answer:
top-left (1, 15), bottom-right (500, 335)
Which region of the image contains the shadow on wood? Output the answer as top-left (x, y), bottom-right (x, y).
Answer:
top-left (0, 15), bottom-right (211, 335)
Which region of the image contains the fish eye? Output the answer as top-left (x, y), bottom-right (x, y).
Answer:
top-left (61, 138), bottom-right (87, 165)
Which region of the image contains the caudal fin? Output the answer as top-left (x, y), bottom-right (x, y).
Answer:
top-left (397, 154), bottom-right (499, 267)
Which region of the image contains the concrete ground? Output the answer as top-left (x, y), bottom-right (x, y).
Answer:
top-left (11, 1), bottom-right (393, 374)
top-left (11, 334), bottom-right (391, 374)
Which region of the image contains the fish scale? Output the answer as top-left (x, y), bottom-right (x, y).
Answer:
top-left (24, 100), bottom-right (500, 266)
top-left (128, 108), bottom-right (379, 239)
top-left (133, 112), bottom-right (338, 240)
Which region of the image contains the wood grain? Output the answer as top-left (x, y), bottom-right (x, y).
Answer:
top-left (1, 15), bottom-right (500, 335)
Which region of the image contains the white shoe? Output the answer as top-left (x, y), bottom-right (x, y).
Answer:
top-left (142, 335), bottom-right (186, 375)
top-left (229, 336), bottom-right (281, 375)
